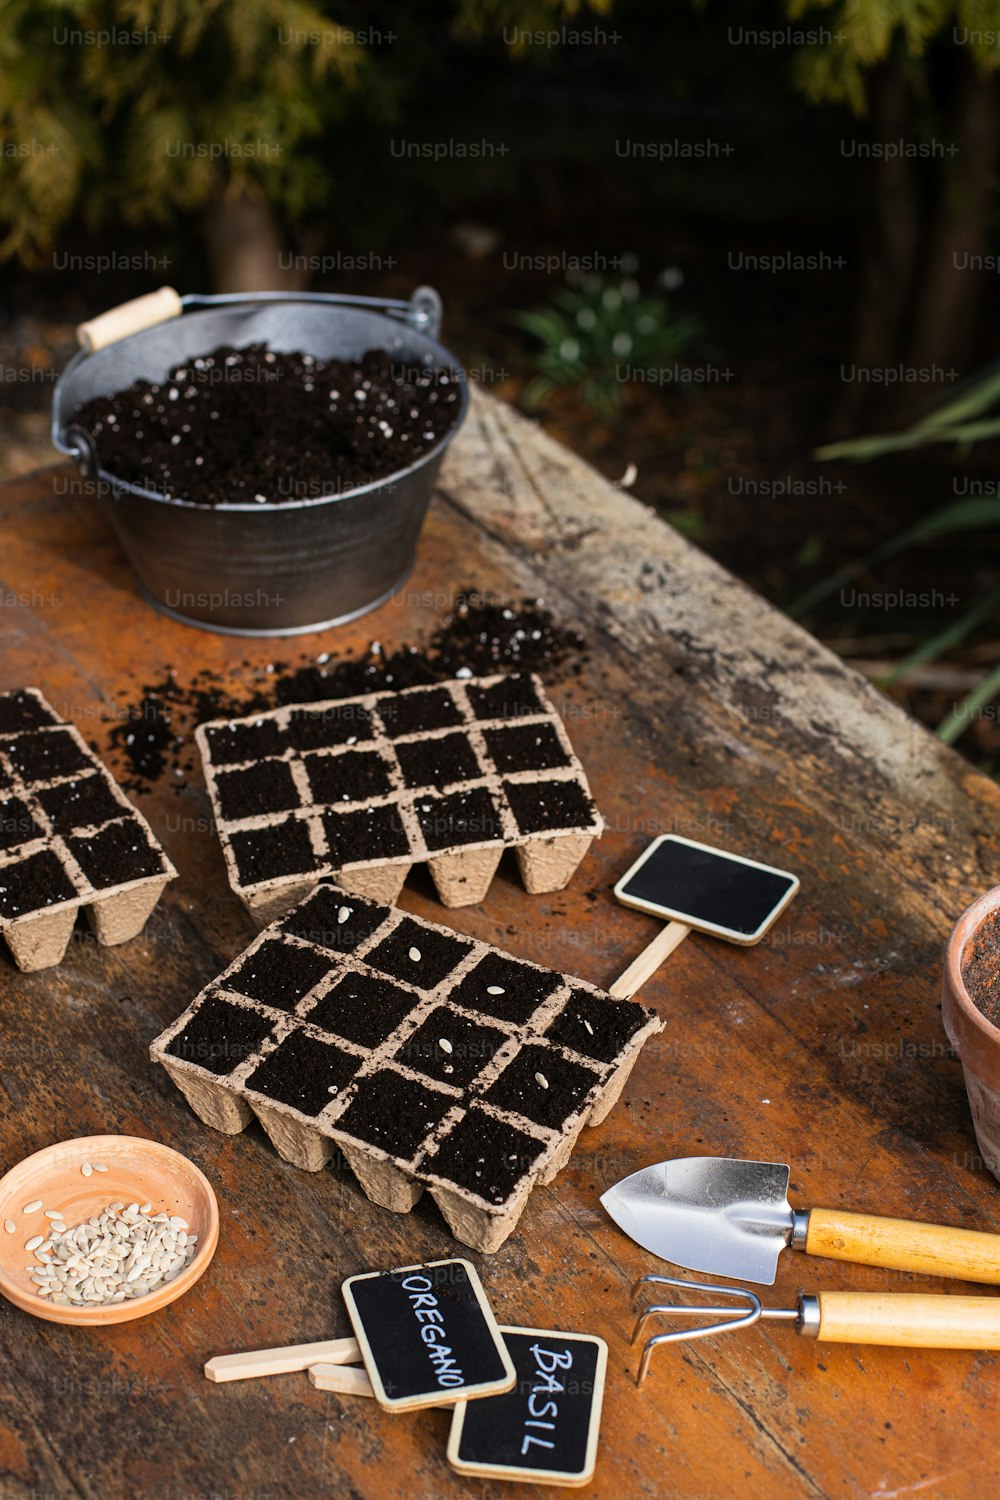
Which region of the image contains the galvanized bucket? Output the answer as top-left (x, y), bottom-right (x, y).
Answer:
top-left (51, 287), bottom-right (468, 636)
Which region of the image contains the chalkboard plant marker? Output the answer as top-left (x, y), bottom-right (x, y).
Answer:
top-left (342, 1258), bottom-right (516, 1412)
top-left (150, 890), bottom-right (661, 1252)
top-left (0, 688), bottom-right (176, 970)
top-left (194, 673), bottom-right (603, 926)
top-left (447, 1326), bottom-right (607, 1487)
top-left (610, 834), bottom-right (800, 999)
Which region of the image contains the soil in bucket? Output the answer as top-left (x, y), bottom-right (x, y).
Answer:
top-left (74, 344), bottom-right (463, 505)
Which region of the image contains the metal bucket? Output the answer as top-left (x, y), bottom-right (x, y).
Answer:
top-left (51, 287), bottom-right (468, 636)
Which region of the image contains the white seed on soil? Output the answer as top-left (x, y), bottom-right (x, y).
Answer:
top-left (439, 1038), bottom-right (454, 1054)
top-left (3, 1220), bottom-right (15, 1234)
top-left (81, 1163), bottom-right (93, 1177)
top-left (534, 1072), bottom-right (550, 1090)
top-left (486, 986), bottom-right (505, 995)
top-left (23, 1201), bottom-right (43, 1214)
top-left (23, 1201), bottom-right (197, 1307)
top-left (582, 1019), bottom-right (594, 1035)
top-left (337, 906), bottom-right (352, 924)
top-left (408, 947), bottom-right (421, 962)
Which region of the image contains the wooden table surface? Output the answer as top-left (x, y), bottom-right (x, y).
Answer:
top-left (1, 391), bottom-right (999, 1500)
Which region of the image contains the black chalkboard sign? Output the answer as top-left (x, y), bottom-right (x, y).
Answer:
top-left (342, 1258), bottom-right (516, 1411)
top-left (447, 1326), bottom-right (607, 1485)
top-left (614, 834), bottom-right (799, 944)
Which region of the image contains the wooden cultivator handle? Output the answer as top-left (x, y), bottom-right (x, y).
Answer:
top-left (804, 1208), bottom-right (1000, 1285)
top-left (77, 287), bottom-right (182, 352)
top-left (815, 1292), bottom-right (1000, 1349)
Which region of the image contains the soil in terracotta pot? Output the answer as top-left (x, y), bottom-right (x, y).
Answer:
top-left (75, 344), bottom-right (462, 505)
top-left (962, 907), bottom-right (1000, 1028)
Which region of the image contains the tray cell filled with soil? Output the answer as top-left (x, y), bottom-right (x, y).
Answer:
top-left (151, 887), bottom-right (661, 1252)
top-left (0, 687), bottom-right (175, 970)
top-left (195, 673), bottom-right (603, 918)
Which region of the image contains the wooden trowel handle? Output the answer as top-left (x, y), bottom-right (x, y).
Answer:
top-left (815, 1292), bottom-right (1000, 1348)
top-left (805, 1208), bottom-right (1000, 1284)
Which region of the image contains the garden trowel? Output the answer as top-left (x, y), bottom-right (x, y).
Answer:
top-left (600, 1155), bottom-right (1000, 1286)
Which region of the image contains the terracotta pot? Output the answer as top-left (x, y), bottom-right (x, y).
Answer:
top-left (942, 886), bottom-right (1000, 1182)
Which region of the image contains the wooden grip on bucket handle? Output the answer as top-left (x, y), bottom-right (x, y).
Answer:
top-left (77, 286), bottom-right (182, 352)
top-left (815, 1292), bottom-right (1000, 1348)
top-left (805, 1208), bottom-right (1000, 1284)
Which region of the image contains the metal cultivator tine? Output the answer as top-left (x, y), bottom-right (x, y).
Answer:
top-left (630, 1274), bottom-right (765, 1386)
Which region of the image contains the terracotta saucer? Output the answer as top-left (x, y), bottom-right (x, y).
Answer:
top-left (0, 1134), bottom-right (219, 1325)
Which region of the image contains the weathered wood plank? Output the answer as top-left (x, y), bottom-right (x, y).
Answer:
top-left (0, 391), bottom-right (998, 1499)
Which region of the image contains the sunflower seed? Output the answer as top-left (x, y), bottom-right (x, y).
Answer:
top-left (486, 986), bottom-right (505, 995)
top-left (408, 947), bottom-right (421, 962)
top-left (534, 1072), bottom-right (550, 1089)
top-left (337, 906), bottom-right (352, 924)
top-left (439, 1038), bottom-right (454, 1054)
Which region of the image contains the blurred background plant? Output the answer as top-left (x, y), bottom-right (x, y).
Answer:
top-left (1, 0), bottom-right (1000, 769)
top-left (515, 270), bottom-right (705, 417)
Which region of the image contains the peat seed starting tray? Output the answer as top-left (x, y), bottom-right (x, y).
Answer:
top-left (195, 672), bottom-right (603, 923)
top-left (150, 885), bottom-right (661, 1252)
top-left (0, 689), bottom-right (176, 970)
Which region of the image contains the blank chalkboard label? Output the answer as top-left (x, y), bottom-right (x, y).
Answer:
top-left (447, 1326), bottom-right (607, 1486)
top-left (342, 1258), bottom-right (516, 1411)
top-left (614, 834), bottom-right (799, 944)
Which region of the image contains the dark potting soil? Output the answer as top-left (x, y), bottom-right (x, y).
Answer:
top-left (245, 1030), bottom-right (360, 1116)
top-left (75, 345), bottom-right (463, 506)
top-left (545, 987), bottom-right (649, 1064)
top-left (450, 954), bottom-right (561, 1026)
top-left (105, 595), bottom-right (585, 793)
top-left (365, 917), bottom-right (471, 991)
top-left (482, 1044), bottom-right (600, 1131)
top-left (304, 749), bottom-right (392, 805)
top-left (377, 686), bottom-right (464, 739)
top-left (214, 760), bottom-right (300, 821)
top-left (334, 1069), bottom-right (453, 1160)
top-left (484, 722), bottom-right (570, 775)
top-left (228, 818), bottom-right (318, 887)
top-left (503, 777), bottom-right (596, 836)
top-left (280, 887), bottom-right (386, 956)
top-left (0, 797), bottom-right (44, 852)
top-left (167, 992), bottom-right (273, 1075)
top-left (415, 787), bottom-right (501, 850)
top-left (392, 1006), bottom-right (507, 1089)
top-left (309, 971), bottom-right (417, 1049)
top-left (0, 849), bottom-right (77, 918)
top-left (321, 804), bottom-right (410, 866)
top-left (2, 729), bottom-right (92, 785)
top-left (204, 718), bottom-right (289, 768)
top-left (288, 703), bottom-right (373, 752)
top-left (424, 1107), bottom-right (543, 1206)
top-left (0, 690), bottom-right (59, 735)
top-left (228, 938), bottom-right (333, 1012)
top-left (467, 675), bottom-right (546, 721)
top-left (36, 773), bottom-right (123, 835)
top-left (68, 820), bottom-right (164, 890)
top-left (396, 732), bottom-right (480, 791)
top-left (962, 908), bottom-right (1000, 1029)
